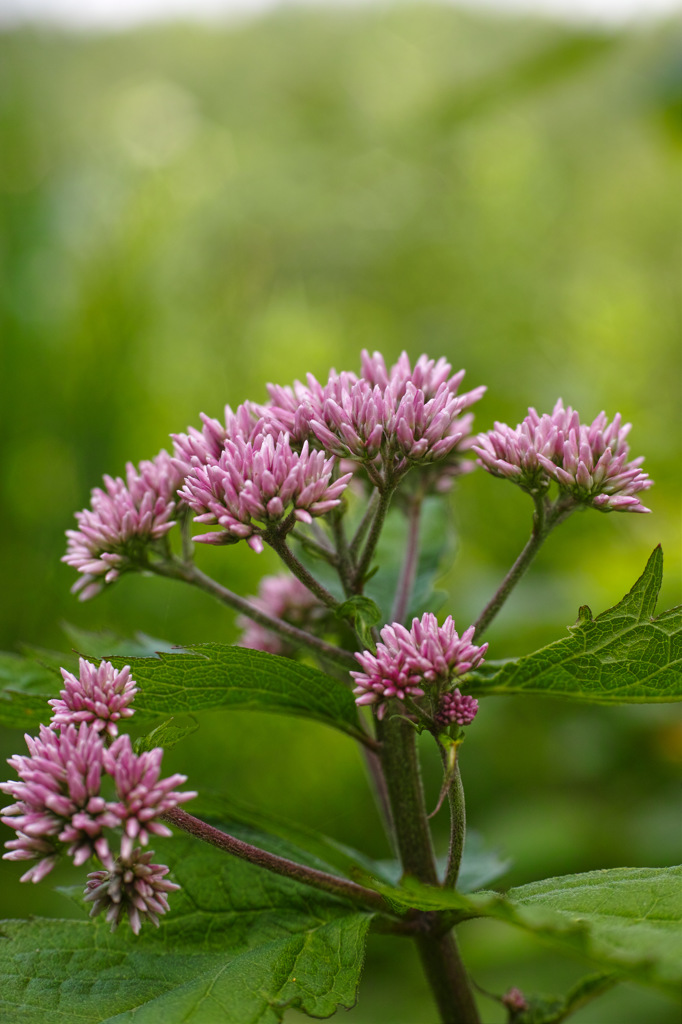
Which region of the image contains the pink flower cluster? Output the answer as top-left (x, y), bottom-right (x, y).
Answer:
top-left (179, 433), bottom-right (351, 551)
top-left (103, 735), bottom-right (192, 855)
top-left (264, 351), bottom-right (485, 485)
top-left (474, 400), bottom-right (652, 513)
top-left (434, 690), bottom-right (479, 728)
top-left (63, 351), bottom-right (484, 593)
top-left (502, 987), bottom-right (529, 1013)
top-left (351, 613), bottom-right (486, 721)
top-left (237, 574), bottom-right (322, 654)
top-left (1, 724), bottom-right (118, 878)
top-left (172, 402), bottom-right (265, 468)
top-left (49, 658), bottom-right (138, 738)
top-left (63, 450), bottom-right (184, 600)
top-left (1, 659), bottom-right (195, 933)
top-left (84, 846), bottom-right (180, 935)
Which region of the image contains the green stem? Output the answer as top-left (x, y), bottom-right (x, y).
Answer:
top-left (390, 494), bottom-right (422, 625)
top-left (266, 533), bottom-right (341, 610)
top-left (472, 495), bottom-right (574, 640)
top-left (350, 489), bottom-right (380, 559)
top-left (163, 807), bottom-right (392, 915)
top-left (444, 759), bottom-right (466, 890)
top-left (415, 931), bottom-right (480, 1024)
top-left (179, 507), bottom-right (194, 564)
top-left (329, 508), bottom-right (354, 597)
top-left (151, 559), bottom-right (356, 671)
top-left (290, 529), bottom-right (337, 565)
top-left (379, 715), bottom-right (438, 881)
top-left (379, 717), bottom-right (480, 1023)
top-left (354, 483), bottom-right (395, 590)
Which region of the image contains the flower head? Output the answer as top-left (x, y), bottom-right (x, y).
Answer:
top-left (103, 735), bottom-right (196, 855)
top-left (434, 689), bottom-right (479, 728)
top-left (2, 832), bottom-right (60, 884)
top-left (352, 613), bottom-right (486, 720)
top-left (474, 400), bottom-right (652, 512)
top-left (360, 350), bottom-right (467, 400)
top-left (49, 659), bottom-right (138, 738)
top-left (63, 450), bottom-right (184, 600)
top-left (237, 574), bottom-right (323, 654)
top-left (1, 723), bottom-right (118, 871)
top-left (263, 373), bottom-right (336, 443)
top-left (179, 432), bottom-right (351, 551)
top-left (401, 614), bottom-right (488, 683)
top-left (308, 355), bottom-right (484, 481)
top-left (172, 401), bottom-right (266, 470)
top-left (473, 402), bottom-right (568, 493)
top-left (84, 846), bottom-right (180, 934)
top-left (502, 987), bottom-right (529, 1013)
top-left (539, 407), bottom-right (653, 512)
top-left (263, 352), bottom-right (485, 486)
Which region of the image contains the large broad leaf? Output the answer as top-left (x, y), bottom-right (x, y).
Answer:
top-left (505, 868), bottom-right (682, 999)
top-left (0, 835), bottom-right (373, 1024)
top-left (102, 643), bottom-right (364, 742)
top-left (466, 547), bottom-right (682, 703)
top-left (362, 865), bottom-right (682, 998)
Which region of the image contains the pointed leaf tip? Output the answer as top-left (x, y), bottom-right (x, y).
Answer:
top-left (466, 548), bottom-right (681, 704)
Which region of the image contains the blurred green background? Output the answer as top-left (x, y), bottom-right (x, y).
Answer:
top-left (0, 5), bottom-right (680, 1021)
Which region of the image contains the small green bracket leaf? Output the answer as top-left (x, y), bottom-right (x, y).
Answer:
top-left (133, 715), bottom-right (199, 754)
top-left (335, 596), bottom-right (381, 649)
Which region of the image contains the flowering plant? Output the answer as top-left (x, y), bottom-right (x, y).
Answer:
top-left (1, 351), bottom-right (680, 1024)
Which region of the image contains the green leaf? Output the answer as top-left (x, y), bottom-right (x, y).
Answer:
top-left (362, 865), bottom-right (682, 998)
top-left (467, 547), bottom-right (682, 703)
top-left (102, 643), bottom-right (363, 741)
top-left (504, 867), bottom-right (682, 997)
top-left (0, 687), bottom-right (52, 730)
top-left (0, 653), bottom-right (59, 695)
top-left (0, 836), bottom-right (373, 1023)
top-left (0, 654), bottom-right (56, 729)
top-left (133, 715), bottom-right (199, 754)
top-left (335, 595), bottom-right (381, 648)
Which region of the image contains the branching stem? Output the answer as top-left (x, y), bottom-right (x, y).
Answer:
top-left (266, 532), bottom-right (341, 610)
top-left (350, 489), bottom-right (380, 559)
top-left (163, 807), bottom-right (392, 915)
top-left (354, 483), bottom-right (396, 589)
top-left (472, 494), bottom-right (575, 640)
top-left (151, 558), bottom-right (356, 671)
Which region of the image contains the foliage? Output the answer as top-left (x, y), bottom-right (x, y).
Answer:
top-left (0, 5), bottom-right (680, 1023)
top-left (0, 835), bottom-right (373, 1024)
top-left (468, 547), bottom-right (682, 703)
